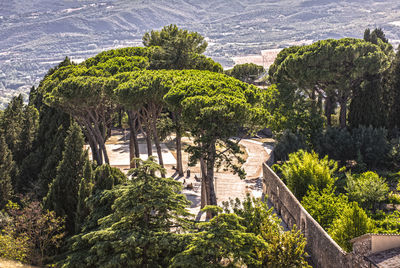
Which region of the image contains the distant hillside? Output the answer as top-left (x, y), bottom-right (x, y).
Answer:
top-left (1, 0), bottom-right (400, 108)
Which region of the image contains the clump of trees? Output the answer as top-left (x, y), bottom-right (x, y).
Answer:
top-left (0, 24), bottom-right (310, 266)
top-left (0, 199), bottom-right (65, 265)
top-left (275, 148), bottom-right (397, 253)
top-left (3, 23), bottom-right (400, 265)
top-left (63, 162), bottom-right (309, 267)
top-left (225, 63), bottom-right (265, 83)
top-left (40, 25), bottom-right (267, 219)
top-left (267, 29), bottom-right (400, 171)
top-left (266, 28), bottom-right (400, 253)
top-left (268, 35), bottom-right (391, 130)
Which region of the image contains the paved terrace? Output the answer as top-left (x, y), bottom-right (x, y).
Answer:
top-left (93, 130), bottom-right (272, 220)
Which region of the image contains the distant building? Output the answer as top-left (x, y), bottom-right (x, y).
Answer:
top-left (232, 48), bottom-right (281, 70)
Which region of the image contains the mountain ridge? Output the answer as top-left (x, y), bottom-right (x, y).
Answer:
top-left (1, 0), bottom-right (400, 108)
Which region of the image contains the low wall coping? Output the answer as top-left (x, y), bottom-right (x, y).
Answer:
top-left (263, 163), bottom-right (347, 255)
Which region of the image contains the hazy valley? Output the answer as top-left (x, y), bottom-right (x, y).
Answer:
top-left (1, 0), bottom-right (400, 107)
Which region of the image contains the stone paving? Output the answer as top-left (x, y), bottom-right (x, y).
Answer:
top-left (106, 143), bottom-right (176, 166)
top-left (179, 139), bottom-right (270, 219)
top-left (99, 131), bottom-right (271, 220)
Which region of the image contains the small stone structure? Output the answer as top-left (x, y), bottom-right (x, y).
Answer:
top-left (352, 234), bottom-right (400, 267)
top-left (263, 162), bottom-right (400, 267)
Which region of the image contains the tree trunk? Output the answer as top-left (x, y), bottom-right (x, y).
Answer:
top-left (176, 132), bottom-right (184, 176)
top-left (128, 111), bottom-right (140, 168)
top-left (99, 137), bottom-right (109, 164)
top-left (117, 108), bottom-right (122, 128)
top-left (80, 119), bottom-right (102, 165)
top-left (83, 126), bottom-right (101, 165)
top-left (200, 157), bottom-right (207, 209)
top-left (325, 97), bottom-right (332, 127)
top-left (173, 112), bottom-right (184, 176)
top-left (205, 141), bottom-right (217, 220)
top-left (151, 115), bottom-right (164, 168)
top-left (129, 129), bottom-right (136, 168)
top-left (145, 125), bottom-right (153, 157)
top-left (317, 92), bottom-right (323, 114)
top-left (339, 97), bottom-right (347, 129)
top-left (92, 124), bottom-right (109, 164)
top-left (206, 143), bottom-right (217, 207)
top-left (90, 140), bottom-right (101, 165)
top-left (133, 121), bottom-right (140, 158)
top-left (311, 87), bottom-right (317, 115)
top-left (98, 144), bottom-right (103, 165)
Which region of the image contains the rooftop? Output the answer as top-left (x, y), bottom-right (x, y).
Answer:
top-left (366, 247), bottom-right (400, 268)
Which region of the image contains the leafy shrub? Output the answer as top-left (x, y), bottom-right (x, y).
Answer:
top-left (5, 199), bottom-right (65, 266)
top-left (374, 211), bottom-right (400, 234)
top-left (389, 137), bottom-right (400, 169)
top-left (388, 192), bottom-right (400, 205)
top-left (351, 126), bottom-right (390, 168)
top-left (0, 227), bottom-right (29, 263)
top-left (345, 171), bottom-right (389, 211)
top-left (199, 197), bottom-right (311, 268)
top-left (329, 202), bottom-right (374, 252)
top-left (280, 150), bottom-right (338, 200)
top-left (316, 127), bottom-right (354, 164)
top-left (224, 63), bottom-right (265, 83)
top-left (302, 183), bottom-right (349, 229)
top-left (274, 131), bottom-right (307, 161)
top-left (386, 171), bottom-right (400, 185)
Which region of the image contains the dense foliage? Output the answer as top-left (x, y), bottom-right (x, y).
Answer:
top-left (302, 183), bottom-right (349, 230)
top-left (225, 63), bottom-right (265, 83)
top-left (277, 150), bottom-right (338, 200)
top-left (0, 200), bottom-right (65, 265)
top-left (345, 171), bottom-right (389, 212)
top-left (329, 202), bottom-right (374, 252)
top-left (1, 24), bottom-right (400, 265)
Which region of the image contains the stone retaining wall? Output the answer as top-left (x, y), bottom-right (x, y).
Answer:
top-left (263, 163), bottom-right (350, 267)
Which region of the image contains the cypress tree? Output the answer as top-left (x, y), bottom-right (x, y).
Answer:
top-left (15, 105), bottom-right (39, 164)
top-left (17, 60), bottom-right (72, 196)
top-left (0, 95), bottom-right (24, 190)
top-left (349, 28), bottom-right (393, 129)
top-left (75, 156), bottom-right (94, 233)
top-left (329, 202), bottom-right (373, 252)
top-left (0, 95), bottom-right (24, 158)
top-left (348, 75), bottom-right (385, 128)
top-left (43, 123), bottom-right (86, 234)
top-left (18, 91), bottom-right (71, 196)
top-left (92, 164), bottom-right (126, 193)
top-left (390, 47), bottom-right (400, 130)
top-left (0, 136), bottom-right (14, 207)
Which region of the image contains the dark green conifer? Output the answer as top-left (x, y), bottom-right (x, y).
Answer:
top-left (92, 164), bottom-right (126, 193)
top-left (15, 105), bottom-right (39, 164)
top-left (17, 61), bottom-right (72, 196)
top-left (390, 47), bottom-right (400, 130)
top-left (0, 95), bottom-right (24, 158)
top-left (43, 123), bottom-right (86, 234)
top-left (75, 156), bottom-right (94, 233)
top-left (348, 75), bottom-right (385, 128)
top-left (0, 136), bottom-right (14, 207)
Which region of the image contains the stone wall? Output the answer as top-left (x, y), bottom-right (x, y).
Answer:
top-left (262, 163), bottom-right (350, 267)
